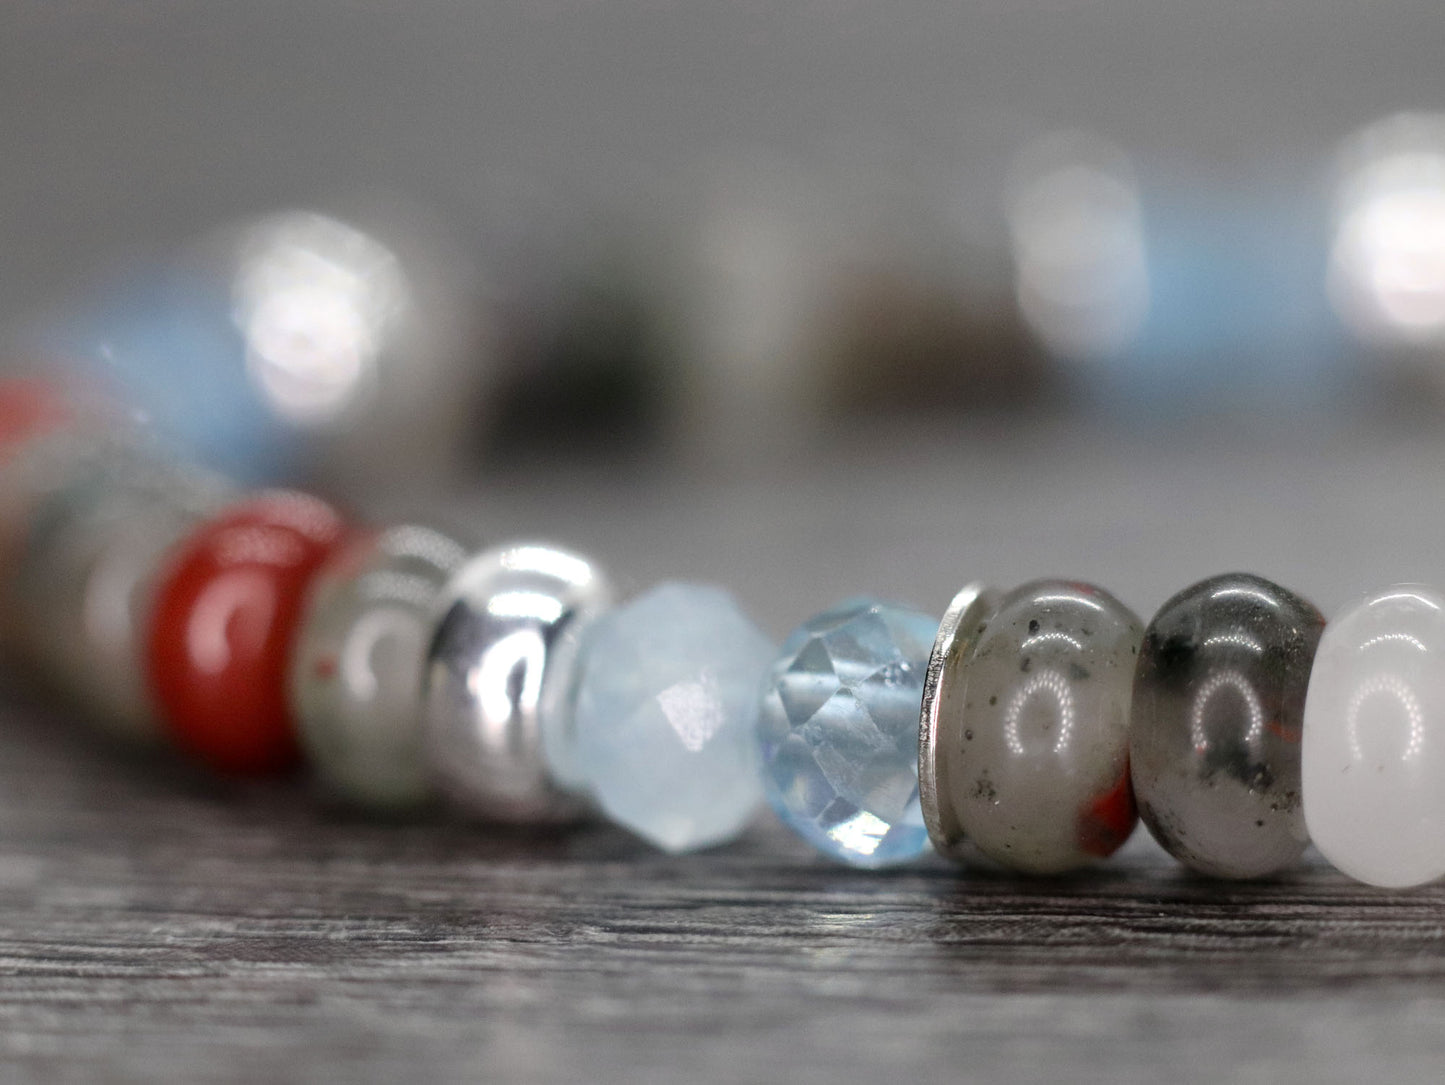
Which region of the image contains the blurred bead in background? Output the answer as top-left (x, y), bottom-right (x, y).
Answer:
top-left (666, 149), bottom-right (1051, 470)
top-left (12, 116), bottom-right (1445, 493)
top-left (1008, 132), bottom-right (1150, 366)
top-left (1329, 113), bottom-right (1445, 370)
top-left (35, 200), bottom-right (488, 500)
top-left (667, 154), bottom-right (840, 469)
top-left (483, 229), bottom-right (671, 463)
top-left (815, 226), bottom-right (1047, 420)
top-left (1008, 131), bottom-right (1350, 419)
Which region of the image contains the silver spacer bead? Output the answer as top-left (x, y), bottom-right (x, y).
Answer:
top-left (422, 541), bottom-right (612, 823)
top-left (918, 581), bottom-right (1000, 858)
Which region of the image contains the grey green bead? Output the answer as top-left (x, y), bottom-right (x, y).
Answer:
top-left (948, 579), bottom-right (1143, 874)
top-left (10, 445), bottom-right (228, 741)
top-left (1130, 572), bottom-right (1323, 879)
top-left (292, 525), bottom-right (468, 810)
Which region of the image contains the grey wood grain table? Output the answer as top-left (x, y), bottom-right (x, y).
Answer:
top-left (3, 420), bottom-right (1445, 1082)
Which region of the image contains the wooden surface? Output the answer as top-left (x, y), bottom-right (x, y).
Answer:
top-left (4, 423), bottom-right (1445, 1082)
top-left (2, 685), bottom-right (1445, 1084)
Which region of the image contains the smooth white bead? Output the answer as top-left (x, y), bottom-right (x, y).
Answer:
top-left (1303, 585), bottom-right (1445, 887)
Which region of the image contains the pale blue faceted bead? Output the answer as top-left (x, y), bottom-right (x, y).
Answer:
top-left (571, 582), bottom-right (774, 853)
top-left (758, 598), bottom-right (938, 868)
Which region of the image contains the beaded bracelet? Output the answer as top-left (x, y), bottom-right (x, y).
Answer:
top-left (0, 378), bottom-right (1439, 892)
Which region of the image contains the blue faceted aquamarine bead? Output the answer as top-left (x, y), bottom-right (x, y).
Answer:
top-left (758, 598), bottom-right (938, 868)
top-left (571, 582), bottom-right (774, 853)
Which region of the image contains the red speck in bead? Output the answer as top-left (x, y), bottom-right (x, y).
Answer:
top-left (147, 491), bottom-right (349, 775)
top-left (1266, 718), bottom-right (1302, 744)
top-left (1076, 764), bottom-right (1138, 858)
top-left (313, 656), bottom-right (338, 681)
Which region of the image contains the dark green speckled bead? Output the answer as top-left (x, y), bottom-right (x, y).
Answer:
top-left (1130, 573), bottom-right (1324, 879)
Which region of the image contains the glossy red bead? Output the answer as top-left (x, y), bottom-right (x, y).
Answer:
top-left (146, 491), bottom-right (349, 775)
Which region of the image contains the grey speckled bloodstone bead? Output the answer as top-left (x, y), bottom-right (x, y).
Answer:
top-left (10, 445), bottom-right (229, 742)
top-left (949, 580), bottom-right (1143, 874)
top-left (1131, 573), bottom-right (1323, 879)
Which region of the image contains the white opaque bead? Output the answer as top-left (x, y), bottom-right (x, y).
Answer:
top-left (1303, 585), bottom-right (1445, 887)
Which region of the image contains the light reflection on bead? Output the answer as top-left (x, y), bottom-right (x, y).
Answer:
top-left (11, 449), bottom-right (227, 742)
top-left (1003, 668), bottom-right (1076, 757)
top-left (1344, 673), bottom-right (1425, 764)
top-left (1188, 670), bottom-right (1266, 753)
top-left (1200, 631), bottom-right (1264, 654)
top-left (422, 542), bottom-right (611, 822)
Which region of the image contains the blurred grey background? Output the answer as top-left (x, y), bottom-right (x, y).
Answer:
top-left (5, 0), bottom-right (1445, 632)
top-left (4, 0), bottom-right (1441, 313)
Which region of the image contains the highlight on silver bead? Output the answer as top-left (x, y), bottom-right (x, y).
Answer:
top-left (291, 524), bottom-right (469, 810)
top-left (422, 541), bottom-right (612, 822)
top-left (919, 582), bottom-right (1001, 858)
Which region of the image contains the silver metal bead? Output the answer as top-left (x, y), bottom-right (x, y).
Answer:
top-left (918, 581), bottom-right (1000, 858)
top-left (422, 541), bottom-right (612, 822)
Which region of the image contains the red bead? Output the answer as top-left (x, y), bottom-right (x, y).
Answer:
top-left (147, 491), bottom-right (349, 775)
